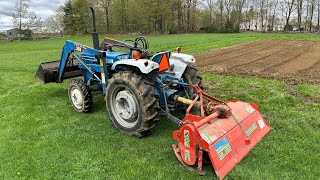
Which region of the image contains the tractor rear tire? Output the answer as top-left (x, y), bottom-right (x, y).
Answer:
top-left (105, 72), bottom-right (160, 137)
top-left (183, 65), bottom-right (203, 98)
top-left (68, 79), bottom-right (93, 113)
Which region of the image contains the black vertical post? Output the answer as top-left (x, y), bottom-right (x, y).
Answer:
top-left (90, 7), bottom-right (100, 50)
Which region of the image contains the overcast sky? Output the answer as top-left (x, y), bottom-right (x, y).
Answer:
top-left (0, 0), bottom-right (65, 31)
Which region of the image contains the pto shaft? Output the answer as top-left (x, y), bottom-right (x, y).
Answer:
top-left (174, 96), bottom-right (201, 109)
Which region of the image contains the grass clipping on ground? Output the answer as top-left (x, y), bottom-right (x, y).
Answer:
top-left (0, 33), bottom-right (319, 179)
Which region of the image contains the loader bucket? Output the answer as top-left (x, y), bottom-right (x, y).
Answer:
top-left (35, 61), bottom-right (59, 83)
top-left (35, 60), bottom-right (82, 83)
top-left (173, 89), bottom-right (271, 179)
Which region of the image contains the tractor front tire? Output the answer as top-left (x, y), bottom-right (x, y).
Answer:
top-left (105, 72), bottom-right (159, 137)
top-left (68, 79), bottom-right (93, 113)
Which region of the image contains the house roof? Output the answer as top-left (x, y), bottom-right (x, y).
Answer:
top-left (5, 28), bottom-right (19, 32)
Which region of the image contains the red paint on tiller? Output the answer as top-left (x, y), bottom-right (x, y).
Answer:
top-left (173, 87), bottom-right (271, 179)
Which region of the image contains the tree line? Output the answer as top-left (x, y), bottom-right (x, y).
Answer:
top-left (60, 0), bottom-right (250, 33)
top-left (12, 0), bottom-right (320, 35)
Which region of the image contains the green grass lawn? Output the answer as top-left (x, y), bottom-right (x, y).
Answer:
top-left (0, 33), bottom-right (319, 179)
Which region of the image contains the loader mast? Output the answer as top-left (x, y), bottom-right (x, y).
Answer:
top-left (90, 7), bottom-right (100, 50)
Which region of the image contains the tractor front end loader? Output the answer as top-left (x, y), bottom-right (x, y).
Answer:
top-left (35, 8), bottom-right (271, 179)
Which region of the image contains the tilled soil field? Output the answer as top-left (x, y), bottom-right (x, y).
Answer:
top-left (196, 40), bottom-right (320, 84)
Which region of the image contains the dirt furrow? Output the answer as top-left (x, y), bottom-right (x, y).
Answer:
top-left (195, 40), bottom-right (320, 84)
top-left (196, 40), bottom-right (283, 67)
top-left (269, 44), bottom-right (320, 75)
top-left (219, 41), bottom-right (288, 68)
top-left (237, 41), bottom-right (309, 73)
top-left (195, 40), bottom-right (266, 60)
top-left (304, 59), bottom-right (320, 79)
top-left (261, 41), bottom-right (315, 72)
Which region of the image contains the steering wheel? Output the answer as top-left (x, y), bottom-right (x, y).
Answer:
top-left (124, 36), bottom-right (151, 58)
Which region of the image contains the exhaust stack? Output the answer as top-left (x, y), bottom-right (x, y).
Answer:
top-left (90, 7), bottom-right (100, 50)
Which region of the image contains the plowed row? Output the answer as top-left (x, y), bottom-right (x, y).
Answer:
top-left (196, 40), bottom-right (320, 84)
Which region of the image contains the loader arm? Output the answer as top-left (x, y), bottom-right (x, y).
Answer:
top-left (35, 40), bottom-right (108, 87)
top-left (58, 40), bottom-right (102, 82)
top-left (57, 40), bottom-right (76, 82)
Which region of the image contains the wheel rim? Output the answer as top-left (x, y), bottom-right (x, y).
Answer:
top-left (110, 85), bottom-right (139, 128)
top-left (70, 87), bottom-right (83, 109)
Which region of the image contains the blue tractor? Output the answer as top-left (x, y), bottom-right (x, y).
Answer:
top-left (35, 8), bottom-right (271, 178)
top-left (36, 8), bottom-right (202, 137)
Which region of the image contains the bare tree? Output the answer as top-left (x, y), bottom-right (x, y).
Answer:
top-left (317, 0), bottom-right (320, 31)
top-left (235, 0), bottom-right (246, 30)
top-left (270, 0), bottom-right (279, 31)
top-left (204, 0), bottom-right (215, 30)
top-left (12, 0), bottom-right (29, 35)
top-left (258, 0), bottom-right (266, 31)
top-left (297, 0), bottom-right (303, 29)
top-left (305, 0), bottom-right (309, 30)
top-left (247, 5), bottom-right (255, 30)
top-left (282, 0), bottom-right (296, 25)
top-left (177, 0), bottom-right (183, 31)
top-left (309, 0), bottom-right (316, 31)
top-left (119, 0), bottom-right (128, 33)
top-left (219, 0), bottom-right (224, 32)
top-left (12, 0), bottom-right (42, 38)
top-left (25, 11), bottom-right (42, 32)
top-left (265, 0), bottom-right (269, 31)
top-left (99, 0), bottom-right (112, 33)
top-left (185, 0), bottom-right (204, 32)
top-left (45, 6), bottom-right (64, 34)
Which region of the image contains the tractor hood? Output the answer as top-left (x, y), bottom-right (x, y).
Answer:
top-left (106, 51), bottom-right (129, 62)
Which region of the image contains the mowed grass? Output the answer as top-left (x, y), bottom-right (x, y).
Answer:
top-left (0, 33), bottom-right (319, 179)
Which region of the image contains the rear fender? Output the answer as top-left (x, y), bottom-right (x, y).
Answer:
top-left (167, 53), bottom-right (196, 79)
top-left (171, 53), bottom-right (196, 64)
top-left (111, 59), bottom-right (159, 74)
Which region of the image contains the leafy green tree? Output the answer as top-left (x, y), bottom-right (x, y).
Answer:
top-left (73, 0), bottom-right (91, 34)
top-left (63, 0), bottom-right (76, 34)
